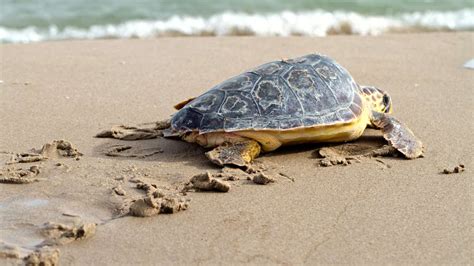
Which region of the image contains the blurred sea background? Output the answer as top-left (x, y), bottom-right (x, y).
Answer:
top-left (1, 0), bottom-right (473, 43)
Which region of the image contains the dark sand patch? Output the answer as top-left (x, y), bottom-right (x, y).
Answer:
top-left (103, 144), bottom-right (163, 158)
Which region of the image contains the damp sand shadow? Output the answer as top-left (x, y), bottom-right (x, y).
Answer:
top-left (261, 129), bottom-right (383, 156)
top-left (92, 136), bottom-right (217, 168)
top-left (92, 125), bottom-right (402, 170)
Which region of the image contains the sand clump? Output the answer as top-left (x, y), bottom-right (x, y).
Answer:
top-left (129, 180), bottom-right (190, 217)
top-left (129, 192), bottom-right (190, 217)
top-left (216, 166), bottom-right (291, 183)
top-left (252, 173), bottom-right (276, 185)
top-left (113, 185), bottom-right (127, 196)
top-left (442, 164), bottom-right (465, 174)
top-left (127, 166), bottom-right (288, 218)
top-left (215, 167), bottom-right (252, 181)
top-left (0, 165), bottom-right (41, 184)
top-left (7, 152), bottom-right (46, 164)
top-left (3, 222), bottom-right (96, 265)
top-left (37, 140), bottom-right (82, 159)
top-left (129, 198), bottom-right (161, 217)
top-left (0, 242), bottom-right (21, 259)
top-left (41, 222), bottom-right (97, 246)
top-left (0, 243), bottom-right (60, 266)
top-left (187, 166), bottom-right (284, 190)
top-left (188, 172), bottom-right (231, 192)
top-left (23, 247), bottom-right (60, 266)
top-left (318, 147), bottom-right (358, 167)
top-left (0, 140), bottom-right (81, 184)
top-left (8, 140), bottom-right (82, 164)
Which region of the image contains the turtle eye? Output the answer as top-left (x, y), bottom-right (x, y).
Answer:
top-left (382, 94), bottom-right (391, 113)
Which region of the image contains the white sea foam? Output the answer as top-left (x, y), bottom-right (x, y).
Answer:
top-left (1, 9), bottom-right (473, 43)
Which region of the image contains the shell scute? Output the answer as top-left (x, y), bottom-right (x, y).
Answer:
top-left (172, 108), bottom-right (203, 130)
top-left (289, 54), bottom-right (323, 65)
top-left (312, 59), bottom-right (354, 106)
top-left (187, 90), bottom-right (224, 113)
top-left (214, 72), bottom-right (259, 91)
top-left (199, 113), bottom-right (224, 133)
top-left (250, 61), bottom-right (288, 76)
top-left (220, 91), bottom-right (256, 118)
top-left (350, 98), bottom-right (363, 117)
top-left (251, 75), bottom-right (303, 118)
top-left (283, 65), bottom-right (339, 115)
top-left (337, 109), bottom-right (357, 121)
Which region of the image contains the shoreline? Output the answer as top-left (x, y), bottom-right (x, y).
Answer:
top-left (2, 30), bottom-right (474, 45)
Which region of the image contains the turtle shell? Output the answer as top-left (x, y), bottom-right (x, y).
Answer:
top-left (171, 54), bottom-right (364, 133)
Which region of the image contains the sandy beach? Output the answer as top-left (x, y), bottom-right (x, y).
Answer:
top-left (0, 32), bottom-right (472, 264)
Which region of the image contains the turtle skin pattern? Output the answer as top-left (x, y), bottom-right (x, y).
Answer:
top-left (171, 54), bottom-right (364, 133)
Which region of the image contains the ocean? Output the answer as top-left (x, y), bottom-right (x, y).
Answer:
top-left (1, 0), bottom-right (473, 43)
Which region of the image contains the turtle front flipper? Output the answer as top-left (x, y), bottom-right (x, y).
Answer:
top-left (370, 111), bottom-right (424, 159)
top-left (205, 140), bottom-right (261, 167)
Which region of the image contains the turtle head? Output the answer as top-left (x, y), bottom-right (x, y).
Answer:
top-left (360, 86), bottom-right (392, 114)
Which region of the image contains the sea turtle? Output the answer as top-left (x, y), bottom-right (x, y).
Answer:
top-left (168, 54), bottom-right (423, 167)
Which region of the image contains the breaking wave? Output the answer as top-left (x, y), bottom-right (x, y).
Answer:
top-left (1, 9), bottom-right (473, 43)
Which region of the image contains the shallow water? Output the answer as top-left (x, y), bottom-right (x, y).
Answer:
top-left (1, 0), bottom-right (473, 42)
top-left (0, 198), bottom-right (51, 251)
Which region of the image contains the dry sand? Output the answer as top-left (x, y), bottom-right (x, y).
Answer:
top-left (0, 32), bottom-right (472, 264)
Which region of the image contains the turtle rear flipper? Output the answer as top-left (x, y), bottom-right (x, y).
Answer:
top-left (174, 97), bottom-right (196, 110)
top-left (371, 111), bottom-right (424, 159)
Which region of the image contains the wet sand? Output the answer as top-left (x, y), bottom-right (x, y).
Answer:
top-left (0, 32), bottom-right (472, 264)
